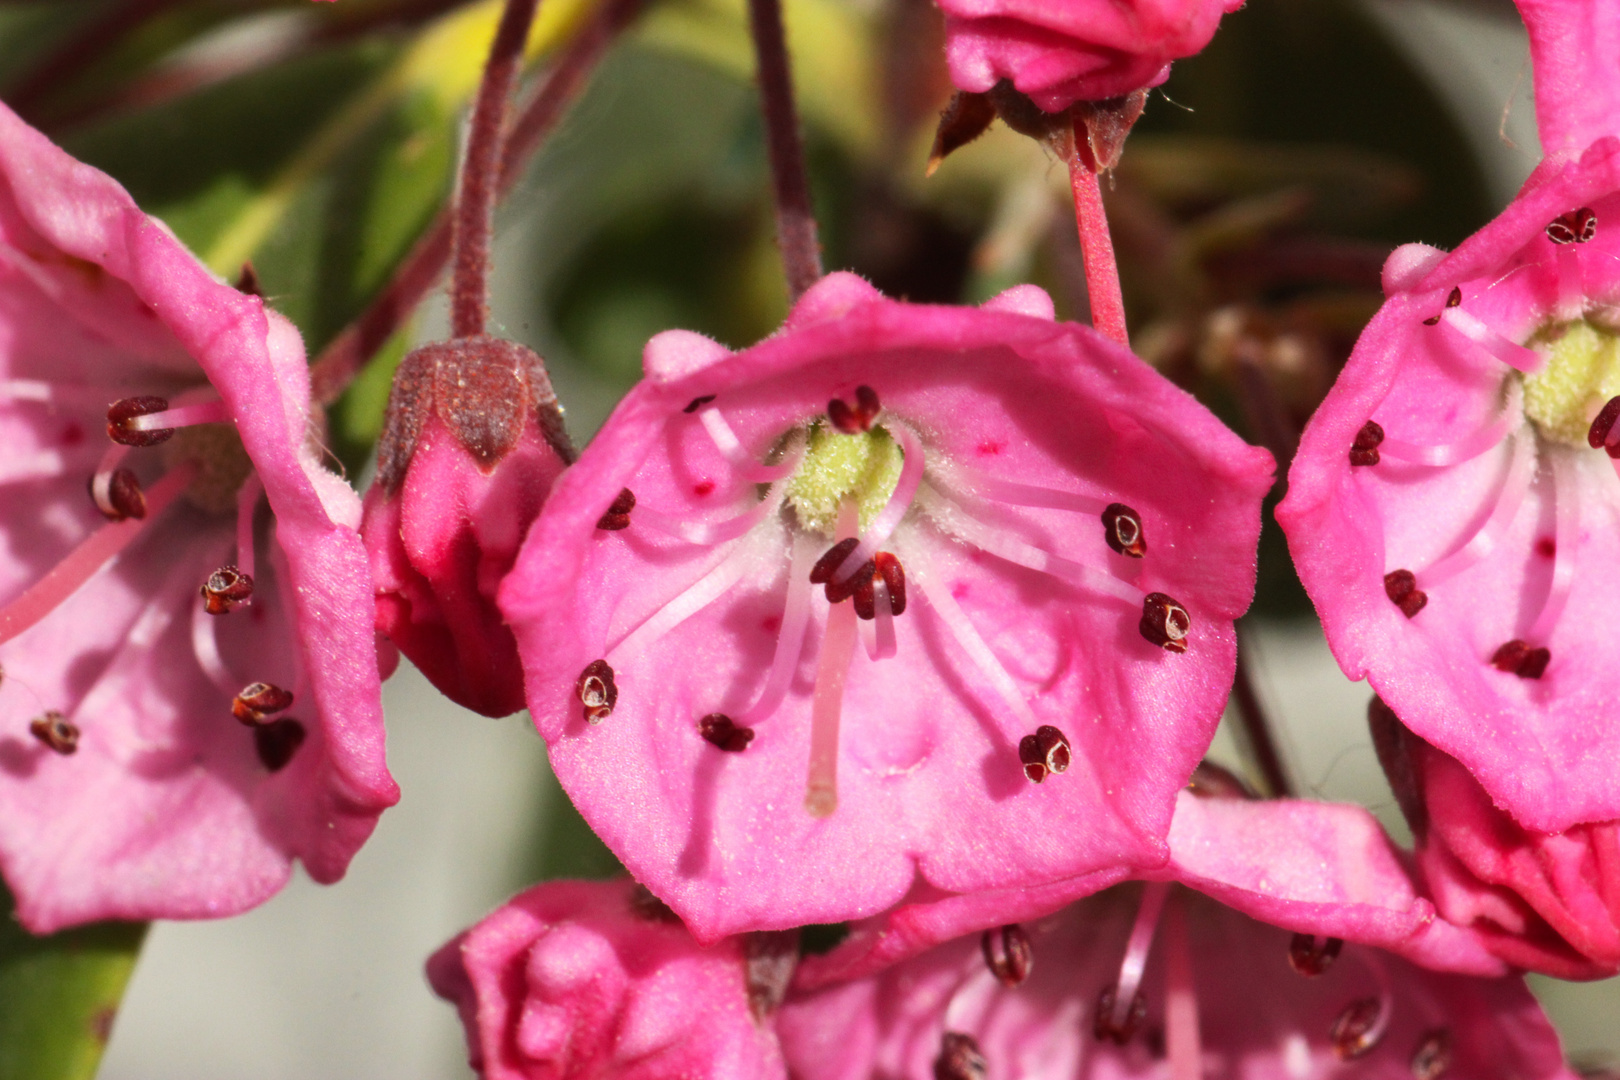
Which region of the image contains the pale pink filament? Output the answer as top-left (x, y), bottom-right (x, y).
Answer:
top-left (128, 399), bottom-right (231, 432)
top-left (607, 539), bottom-right (760, 664)
top-left (1416, 433), bottom-right (1536, 586)
top-left (0, 379), bottom-right (105, 405)
top-left (236, 471), bottom-right (263, 584)
top-left (942, 466), bottom-right (1110, 517)
top-left (1556, 245), bottom-right (1585, 322)
top-left (1163, 898), bottom-right (1203, 1080)
top-left (1378, 403), bottom-right (1516, 467)
top-left (89, 442), bottom-right (135, 516)
top-left (698, 406), bottom-right (799, 482)
top-left (0, 463), bottom-right (196, 646)
top-left (1110, 881), bottom-right (1171, 1032)
top-left (191, 580), bottom-right (238, 694)
top-left (866, 573), bottom-right (897, 661)
top-left (906, 545), bottom-right (1037, 731)
top-left (918, 486), bottom-right (1142, 607)
top-left (633, 478), bottom-right (790, 545)
top-left (1529, 453), bottom-right (1579, 643)
top-left (832, 420), bottom-right (925, 586)
top-left (741, 534), bottom-right (819, 725)
top-left (1441, 308), bottom-right (1543, 374)
top-left (806, 502), bottom-right (860, 818)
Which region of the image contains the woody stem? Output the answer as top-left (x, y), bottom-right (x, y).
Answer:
top-left (746, 0), bottom-right (824, 304)
top-left (1067, 127), bottom-right (1129, 346)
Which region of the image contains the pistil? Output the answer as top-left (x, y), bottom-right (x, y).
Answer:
top-left (805, 502), bottom-right (860, 818)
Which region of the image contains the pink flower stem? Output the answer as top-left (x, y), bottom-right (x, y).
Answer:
top-left (1067, 128), bottom-right (1129, 346)
top-left (450, 0), bottom-right (543, 339)
top-left (1231, 631), bottom-right (1292, 797)
top-left (308, 0), bottom-right (640, 403)
top-left (746, 0), bottom-right (824, 303)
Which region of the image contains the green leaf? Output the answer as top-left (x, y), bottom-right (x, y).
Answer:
top-left (0, 882), bottom-right (146, 1080)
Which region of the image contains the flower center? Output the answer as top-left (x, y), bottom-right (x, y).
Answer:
top-left (786, 421), bottom-right (904, 537)
top-left (163, 423), bottom-right (256, 515)
top-left (1523, 319), bottom-right (1620, 445)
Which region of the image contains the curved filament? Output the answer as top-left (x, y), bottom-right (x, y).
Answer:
top-left (941, 465), bottom-right (1110, 516)
top-left (1379, 398), bottom-right (1516, 468)
top-left (1441, 309), bottom-right (1542, 374)
top-left (634, 479), bottom-right (790, 545)
top-left (1111, 882), bottom-right (1172, 1032)
top-left (1417, 434), bottom-right (1536, 587)
top-left (741, 533), bottom-right (820, 725)
top-left (698, 407), bottom-right (801, 482)
top-left (1529, 453), bottom-right (1579, 643)
top-left (608, 538), bottom-right (761, 664)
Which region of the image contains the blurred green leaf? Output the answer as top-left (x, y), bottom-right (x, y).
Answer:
top-left (0, 882), bottom-right (145, 1080)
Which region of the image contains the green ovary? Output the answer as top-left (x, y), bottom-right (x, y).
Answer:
top-left (786, 422), bottom-right (904, 537)
top-left (1524, 319), bottom-right (1620, 445)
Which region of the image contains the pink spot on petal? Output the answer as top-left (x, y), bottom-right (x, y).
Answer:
top-left (1535, 537), bottom-right (1556, 559)
top-left (976, 440), bottom-right (1005, 456)
top-left (693, 480), bottom-right (715, 497)
top-left (761, 615), bottom-right (781, 633)
top-left (60, 421), bottom-right (84, 447)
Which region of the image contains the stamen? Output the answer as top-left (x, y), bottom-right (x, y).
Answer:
top-left (862, 565), bottom-right (897, 660)
top-left (576, 659), bottom-right (619, 724)
top-left (125, 399), bottom-right (231, 434)
top-left (1422, 286), bottom-right (1462, 326)
top-left (0, 465), bottom-right (194, 646)
top-left (90, 467), bottom-right (146, 521)
top-left (1378, 405), bottom-right (1515, 467)
top-left (940, 466), bottom-right (1110, 518)
top-left (697, 406), bottom-right (798, 482)
top-left (608, 540), bottom-right (761, 664)
top-left (831, 421), bottom-right (925, 585)
top-left (807, 502), bottom-right (859, 818)
top-left (741, 535), bottom-right (820, 725)
top-left (1329, 998), bottom-right (1389, 1061)
top-left (907, 547), bottom-right (1038, 731)
top-left (1590, 396), bottom-right (1620, 455)
top-left (1287, 934), bottom-right (1343, 976)
top-left (1349, 420), bottom-right (1384, 466)
top-left (683, 395), bottom-right (716, 414)
top-left (191, 588), bottom-right (237, 692)
top-left (699, 713), bottom-right (755, 752)
top-left (201, 566), bottom-right (255, 615)
top-left (981, 924), bottom-right (1033, 987)
top-left (1555, 244), bottom-right (1585, 320)
top-left (1440, 308), bottom-right (1543, 374)
top-left (106, 396), bottom-right (175, 446)
top-left (1102, 503), bottom-right (1147, 557)
top-left (596, 488), bottom-right (636, 531)
top-left (1490, 639), bottom-right (1550, 679)
top-left (29, 711), bottom-right (78, 755)
top-left (1139, 593), bottom-right (1192, 654)
top-left (1017, 724), bottom-right (1071, 783)
top-left (918, 486), bottom-right (1143, 608)
top-left (1415, 433), bottom-right (1536, 586)
top-left (633, 475), bottom-right (793, 545)
top-left (826, 385), bottom-right (881, 434)
top-left (254, 718), bottom-right (306, 772)
top-left (1164, 899), bottom-right (1203, 1080)
top-left (236, 472), bottom-right (262, 583)
top-left (1546, 208), bottom-right (1598, 245)
top-left (1410, 1030), bottom-right (1453, 1080)
top-left (1528, 454), bottom-right (1578, 643)
top-left (1383, 570), bottom-right (1428, 618)
top-left (933, 1032), bottom-right (988, 1080)
top-left (1096, 881), bottom-right (1171, 1044)
top-left (232, 682), bottom-right (295, 726)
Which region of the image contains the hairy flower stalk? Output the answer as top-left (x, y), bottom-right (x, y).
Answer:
top-left (501, 272), bottom-right (1272, 940)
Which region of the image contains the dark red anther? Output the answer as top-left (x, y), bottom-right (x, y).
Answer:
top-left (596, 488), bottom-right (636, 531)
top-left (1383, 570), bottom-right (1427, 619)
top-left (809, 538), bottom-right (859, 586)
top-left (699, 713), bottom-right (755, 752)
top-left (29, 711), bottom-right (78, 755)
top-left (1094, 984), bottom-right (1147, 1045)
top-left (201, 566), bottom-right (255, 615)
top-left (1139, 592), bottom-right (1190, 654)
top-left (874, 552), bottom-right (906, 616)
top-left (1411, 1029), bottom-right (1453, 1080)
top-left (1546, 207), bottom-right (1597, 245)
top-left (812, 539), bottom-right (876, 605)
top-left (933, 1032), bottom-right (988, 1080)
top-left (1288, 933), bottom-right (1344, 976)
top-left (1350, 420), bottom-right (1385, 466)
top-left (232, 682), bottom-right (295, 726)
top-left (576, 659), bottom-right (618, 724)
top-left (106, 396), bottom-right (173, 446)
top-left (683, 394), bottom-right (716, 414)
top-left (1491, 639), bottom-right (1550, 679)
top-left (1330, 997), bottom-right (1386, 1060)
top-left (1102, 503), bottom-right (1146, 557)
top-left (1018, 724), bottom-right (1072, 783)
top-left (981, 924), bottom-right (1033, 987)
top-left (826, 385), bottom-right (881, 434)
top-left (254, 718), bottom-right (306, 772)
top-left (1422, 286), bottom-right (1463, 326)
top-left (1187, 760), bottom-right (1257, 800)
top-left (91, 468), bottom-right (147, 521)
top-left (1588, 396), bottom-right (1620, 454)
top-left (628, 883), bottom-right (683, 924)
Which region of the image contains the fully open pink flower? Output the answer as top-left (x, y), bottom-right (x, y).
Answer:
top-left (1371, 697), bottom-right (1620, 981)
top-left (1278, 0), bottom-right (1620, 833)
top-left (427, 878), bottom-right (790, 1080)
top-left (499, 273), bottom-right (1272, 941)
top-left (0, 103), bottom-right (396, 932)
top-left (940, 0), bottom-right (1246, 112)
top-left (362, 336), bottom-right (571, 717)
top-left (780, 789), bottom-right (1568, 1080)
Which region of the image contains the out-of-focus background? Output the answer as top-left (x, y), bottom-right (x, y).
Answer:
top-left (0, 0), bottom-right (1613, 1073)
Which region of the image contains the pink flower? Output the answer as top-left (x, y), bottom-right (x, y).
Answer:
top-left (0, 103), bottom-right (396, 931)
top-left (1277, 0), bottom-right (1620, 833)
top-left (1372, 697), bottom-right (1620, 980)
top-left (427, 878), bottom-right (790, 1080)
top-left (361, 336), bottom-right (571, 717)
top-left (939, 0), bottom-right (1247, 112)
top-left (499, 272), bottom-right (1273, 941)
top-left (780, 789), bottom-right (1571, 1080)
